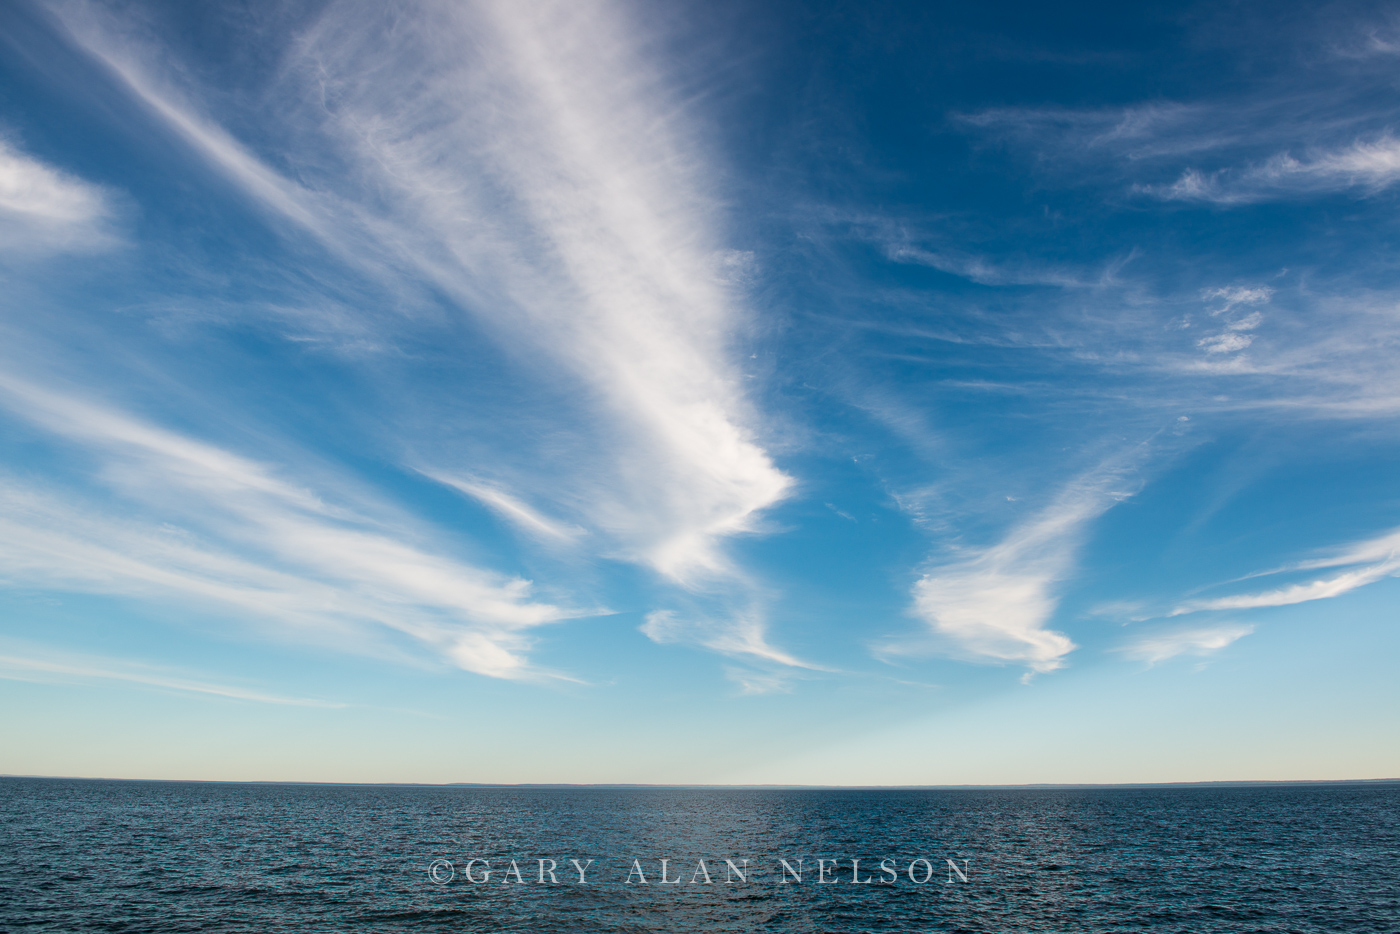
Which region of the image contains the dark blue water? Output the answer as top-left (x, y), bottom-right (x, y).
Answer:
top-left (1, 778), bottom-right (1396, 933)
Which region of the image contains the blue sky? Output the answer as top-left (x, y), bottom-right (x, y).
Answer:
top-left (1, 0), bottom-right (1398, 784)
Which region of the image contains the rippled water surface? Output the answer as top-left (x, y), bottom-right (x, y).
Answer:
top-left (2, 777), bottom-right (1397, 932)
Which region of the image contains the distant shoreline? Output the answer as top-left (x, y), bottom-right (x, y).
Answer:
top-left (4, 775), bottom-right (1398, 791)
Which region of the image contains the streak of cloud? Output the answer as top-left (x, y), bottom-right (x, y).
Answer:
top-left (1144, 137), bottom-right (1400, 203)
top-left (47, 0), bottom-right (796, 664)
top-left (0, 138), bottom-right (115, 252)
top-left (1171, 528), bottom-right (1400, 615)
top-left (0, 647), bottom-right (347, 707)
top-left (0, 376), bottom-right (589, 680)
top-left (1115, 623), bottom-right (1254, 664)
top-left (881, 457), bottom-right (1145, 674)
top-left (424, 472), bottom-right (585, 544)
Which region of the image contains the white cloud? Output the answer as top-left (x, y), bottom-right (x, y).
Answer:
top-left (1202, 287), bottom-right (1273, 312)
top-left (961, 95), bottom-right (1400, 206)
top-left (49, 0), bottom-right (797, 664)
top-left (0, 644), bottom-right (346, 707)
top-left (1147, 137), bottom-right (1400, 203)
top-left (424, 471), bottom-right (584, 543)
top-left (909, 565), bottom-right (1077, 672)
top-left (886, 461), bottom-right (1143, 673)
top-left (0, 138), bottom-right (114, 252)
top-left (0, 376), bottom-right (590, 680)
top-left (722, 665), bottom-right (796, 696)
top-left (954, 103), bottom-right (1211, 159)
top-left (1259, 137), bottom-right (1400, 189)
top-left (885, 243), bottom-right (1087, 288)
top-left (1198, 332), bottom-right (1254, 354)
top-left (298, 0), bottom-right (796, 584)
top-left (1153, 168), bottom-right (1228, 202)
top-left (641, 608), bottom-right (811, 669)
top-left (1171, 527), bottom-right (1400, 615)
top-left (1116, 623), bottom-right (1254, 664)
top-left (1357, 28), bottom-right (1400, 58)
top-left (1194, 287), bottom-right (1269, 355)
top-left (1297, 526), bottom-right (1400, 568)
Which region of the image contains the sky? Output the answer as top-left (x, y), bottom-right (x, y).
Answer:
top-left (1, 0), bottom-right (1398, 785)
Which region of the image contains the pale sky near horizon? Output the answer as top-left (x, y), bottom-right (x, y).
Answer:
top-left (1, 0), bottom-right (1398, 784)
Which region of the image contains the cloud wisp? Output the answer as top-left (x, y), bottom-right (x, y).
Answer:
top-left (1143, 136), bottom-right (1400, 204)
top-left (642, 606), bottom-right (811, 669)
top-left (883, 242), bottom-right (1090, 289)
top-left (1171, 527), bottom-right (1400, 616)
top-left (1193, 286), bottom-right (1271, 355)
top-left (0, 645), bottom-right (346, 707)
top-left (0, 138), bottom-right (115, 253)
top-left (291, 0), bottom-right (796, 587)
top-left (48, 0), bottom-right (797, 666)
top-left (956, 52), bottom-right (1400, 206)
top-left (883, 458), bottom-right (1144, 675)
top-left (423, 471), bottom-right (585, 545)
top-left (0, 376), bottom-right (591, 680)
top-left (1115, 623), bottom-right (1254, 665)
top-left (953, 103), bottom-right (1215, 161)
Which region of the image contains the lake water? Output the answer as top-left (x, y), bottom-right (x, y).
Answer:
top-left (2, 777), bottom-right (1397, 932)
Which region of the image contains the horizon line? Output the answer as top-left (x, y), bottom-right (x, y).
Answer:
top-left (4, 774), bottom-right (1398, 791)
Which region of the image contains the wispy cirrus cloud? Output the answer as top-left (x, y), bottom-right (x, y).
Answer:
top-left (423, 471), bottom-right (585, 544)
top-left (1347, 25), bottom-right (1400, 59)
top-left (1142, 136), bottom-right (1400, 204)
top-left (721, 664), bottom-right (798, 696)
top-left (1115, 623), bottom-right (1254, 664)
top-left (289, 0), bottom-right (796, 586)
top-left (0, 138), bottom-right (115, 252)
top-left (0, 375), bottom-right (591, 680)
top-left (44, 0), bottom-right (797, 667)
top-left (1171, 527), bottom-right (1400, 616)
top-left (884, 243), bottom-right (1090, 288)
top-left (1202, 286), bottom-right (1274, 312)
top-left (0, 643), bottom-right (346, 707)
top-left (954, 102), bottom-right (1215, 160)
top-left (1193, 285), bottom-right (1271, 355)
top-left (881, 456), bottom-right (1145, 675)
top-left (643, 614), bottom-right (820, 694)
top-left (641, 606), bottom-right (813, 673)
top-left (957, 56), bottom-right (1400, 207)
